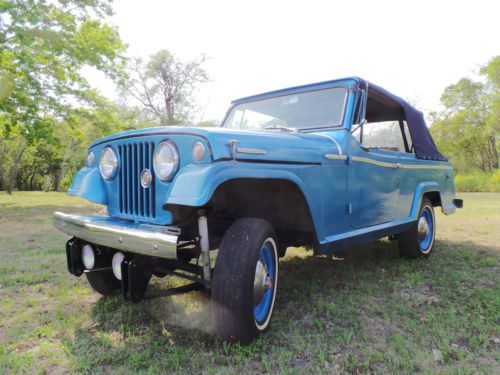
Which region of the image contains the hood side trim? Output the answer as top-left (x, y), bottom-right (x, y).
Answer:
top-left (214, 157), bottom-right (321, 166)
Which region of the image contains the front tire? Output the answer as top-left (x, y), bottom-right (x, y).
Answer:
top-left (398, 197), bottom-right (436, 258)
top-left (212, 218), bottom-right (279, 344)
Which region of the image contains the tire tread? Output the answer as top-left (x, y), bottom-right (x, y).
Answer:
top-left (212, 218), bottom-right (276, 343)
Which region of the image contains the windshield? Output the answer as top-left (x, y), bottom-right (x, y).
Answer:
top-left (222, 87), bottom-right (348, 131)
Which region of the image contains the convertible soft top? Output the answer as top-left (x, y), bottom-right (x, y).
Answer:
top-left (366, 81), bottom-right (447, 162)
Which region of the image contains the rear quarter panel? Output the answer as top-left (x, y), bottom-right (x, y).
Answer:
top-left (397, 154), bottom-right (456, 219)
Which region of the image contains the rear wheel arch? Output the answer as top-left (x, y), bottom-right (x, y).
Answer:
top-left (423, 191), bottom-right (442, 208)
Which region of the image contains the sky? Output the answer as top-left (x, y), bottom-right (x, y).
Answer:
top-left (91, 0), bottom-right (500, 123)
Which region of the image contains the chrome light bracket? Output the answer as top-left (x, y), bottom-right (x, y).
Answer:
top-left (228, 140), bottom-right (240, 162)
top-left (197, 211), bottom-right (211, 287)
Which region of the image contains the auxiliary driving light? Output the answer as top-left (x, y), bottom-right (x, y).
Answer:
top-left (112, 252), bottom-right (125, 280)
top-left (81, 244), bottom-right (95, 270)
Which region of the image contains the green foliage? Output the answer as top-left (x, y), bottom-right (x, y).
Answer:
top-left (123, 49), bottom-right (209, 125)
top-left (431, 56), bottom-right (499, 173)
top-left (455, 170), bottom-right (500, 192)
top-left (0, 0), bottom-right (126, 192)
top-left (0, 0), bottom-right (126, 138)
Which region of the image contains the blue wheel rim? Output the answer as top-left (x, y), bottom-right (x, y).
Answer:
top-left (253, 241), bottom-right (275, 324)
top-left (419, 208), bottom-right (433, 250)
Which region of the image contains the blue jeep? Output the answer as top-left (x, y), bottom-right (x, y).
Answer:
top-left (54, 77), bottom-right (462, 343)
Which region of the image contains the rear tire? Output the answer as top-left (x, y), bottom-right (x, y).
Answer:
top-left (212, 218), bottom-right (279, 344)
top-left (85, 271), bottom-right (121, 296)
top-left (397, 197), bottom-right (436, 259)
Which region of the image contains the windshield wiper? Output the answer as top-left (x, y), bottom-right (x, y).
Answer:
top-left (264, 125), bottom-right (297, 132)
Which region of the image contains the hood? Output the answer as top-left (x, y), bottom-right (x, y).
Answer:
top-left (90, 126), bottom-right (343, 164)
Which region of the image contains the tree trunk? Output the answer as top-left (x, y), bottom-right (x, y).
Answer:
top-left (28, 169), bottom-right (37, 190)
top-left (165, 98), bottom-right (175, 124)
top-left (0, 139), bottom-right (5, 191)
top-left (6, 143), bottom-right (27, 194)
top-left (489, 133), bottom-right (499, 170)
top-left (54, 169), bottom-right (62, 192)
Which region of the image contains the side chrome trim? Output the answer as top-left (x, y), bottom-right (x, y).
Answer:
top-left (351, 156), bottom-right (400, 168)
top-left (399, 163), bottom-right (453, 170)
top-left (351, 156), bottom-right (453, 170)
top-left (53, 211), bottom-right (178, 259)
top-left (237, 147), bottom-right (267, 155)
top-left (324, 154), bottom-right (348, 161)
top-left (313, 133), bottom-right (343, 155)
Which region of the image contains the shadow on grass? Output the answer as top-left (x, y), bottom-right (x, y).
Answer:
top-left (66, 238), bottom-right (499, 372)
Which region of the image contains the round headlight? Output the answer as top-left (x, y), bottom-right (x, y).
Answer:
top-left (99, 147), bottom-right (118, 180)
top-left (153, 141), bottom-right (179, 181)
top-left (192, 141), bottom-right (206, 162)
top-left (87, 151), bottom-right (95, 167)
top-left (82, 244), bottom-right (95, 270)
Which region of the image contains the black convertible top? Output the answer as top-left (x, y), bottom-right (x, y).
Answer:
top-left (365, 81), bottom-right (447, 162)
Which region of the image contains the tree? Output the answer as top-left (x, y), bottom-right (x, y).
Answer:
top-left (431, 56), bottom-right (499, 172)
top-left (0, 0), bottom-right (126, 192)
top-left (123, 49), bottom-right (209, 125)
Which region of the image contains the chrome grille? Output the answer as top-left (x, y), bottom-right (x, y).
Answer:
top-left (117, 142), bottom-right (156, 218)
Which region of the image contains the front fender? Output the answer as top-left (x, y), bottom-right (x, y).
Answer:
top-left (167, 162), bottom-right (313, 205)
top-left (68, 167), bottom-right (107, 205)
top-left (166, 161), bottom-right (323, 234)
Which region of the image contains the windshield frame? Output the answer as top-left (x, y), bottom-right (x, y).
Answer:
top-left (220, 85), bottom-right (349, 132)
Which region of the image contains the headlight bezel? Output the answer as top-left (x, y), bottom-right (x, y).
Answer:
top-left (153, 140), bottom-right (179, 182)
top-left (99, 146), bottom-right (118, 181)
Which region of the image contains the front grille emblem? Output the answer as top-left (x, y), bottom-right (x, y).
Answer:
top-left (140, 168), bottom-right (152, 188)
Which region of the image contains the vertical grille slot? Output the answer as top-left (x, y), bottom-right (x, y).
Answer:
top-left (117, 140), bottom-right (156, 219)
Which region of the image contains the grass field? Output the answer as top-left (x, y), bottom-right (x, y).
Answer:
top-left (0, 192), bottom-right (499, 374)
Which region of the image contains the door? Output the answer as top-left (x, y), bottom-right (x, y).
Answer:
top-left (347, 120), bottom-right (409, 228)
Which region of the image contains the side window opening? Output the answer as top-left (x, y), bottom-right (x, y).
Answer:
top-left (358, 121), bottom-right (406, 152)
top-left (353, 89), bottom-right (414, 154)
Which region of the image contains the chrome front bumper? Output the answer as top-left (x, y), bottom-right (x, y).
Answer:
top-left (53, 211), bottom-right (179, 259)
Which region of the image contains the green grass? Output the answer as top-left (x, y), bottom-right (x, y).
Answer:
top-left (0, 191), bottom-right (499, 374)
